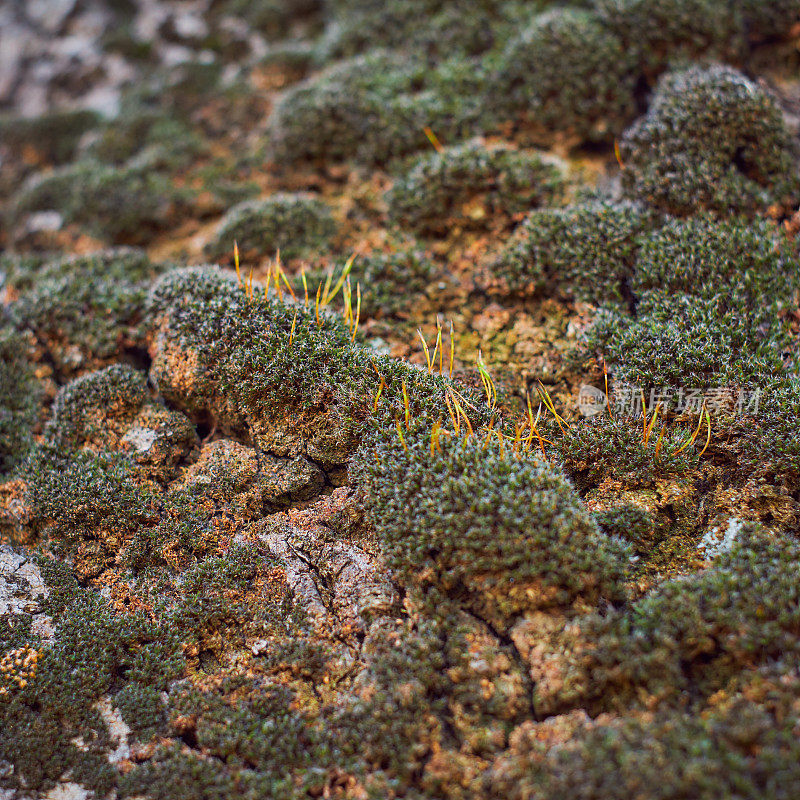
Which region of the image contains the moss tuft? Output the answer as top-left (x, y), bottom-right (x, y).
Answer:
top-left (387, 141), bottom-right (565, 235)
top-left (205, 193), bottom-right (337, 262)
top-left (494, 199), bottom-right (653, 303)
top-left (619, 64), bottom-right (800, 216)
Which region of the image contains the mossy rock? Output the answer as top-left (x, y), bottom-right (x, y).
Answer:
top-left (145, 267), bottom-right (490, 466)
top-left (619, 64), bottom-right (800, 216)
top-left (387, 140), bottom-right (566, 235)
top-left (205, 193), bottom-right (337, 261)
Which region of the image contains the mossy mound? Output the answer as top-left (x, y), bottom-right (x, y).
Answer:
top-left (319, 0), bottom-right (523, 60)
top-left (145, 267), bottom-right (490, 466)
top-left (10, 249), bottom-right (169, 376)
top-left (354, 244), bottom-right (436, 318)
top-left (494, 200), bottom-right (653, 303)
top-left (593, 0), bottom-right (744, 76)
top-left (387, 141), bottom-right (566, 235)
top-left (0, 328), bottom-right (39, 476)
top-left (10, 160), bottom-right (194, 244)
top-left (352, 432), bottom-right (627, 624)
top-left (269, 52), bottom-right (486, 166)
top-left (589, 290), bottom-right (790, 395)
top-left (632, 215), bottom-right (799, 311)
top-left (204, 193), bottom-right (338, 261)
top-left (491, 8), bottom-right (639, 144)
top-left (619, 64), bottom-right (800, 216)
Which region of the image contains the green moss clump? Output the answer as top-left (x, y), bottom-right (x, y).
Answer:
top-left (355, 245), bottom-right (436, 318)
top-left (725, 381), bottom-right (800, 485)
top-left (0, 328), bottom-right (39, 476)
top-left (491, 8), bottom-right (638, 144)
top-left (589, 290), bottom-right (789, 394)
top-left (269, 52), bottom-right (485, 166)
top-left (22, 444), bottom-right (212, 574)
top-left (494, 200), bottom-right (652, 303)
top-left (0, 109), bottom-right (100, 164)
top-left (10, 248), bottom-right (168, 376)
top-left (351, 432), bottom-right (627, 621)
top-left (84, 110), bottom-right (203, 167)
top-left (387, 141), bottom-right (565, 235)
top-left (632, 216), bottom-right (800, 311)
top-left (554, 412), bottom-right (698, 487)
top-left (11, 160), bottom-right (194, 244)
top-left (619, 65), bottom-right (800, 216)
top-left (319, 0), bottom-right (524, 60)
top-left (329, 617), bottom-right (449, 785)
top-left (205, 193), bottom-right (337, 262)
top-left (45, 364), bottom-right (148, 450)
top-left (593, 0), bottom-right (744, 76)
top-left (145, 267), bottom-right (489, 465)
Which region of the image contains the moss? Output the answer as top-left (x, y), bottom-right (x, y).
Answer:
top-left (45, 365), bottom-right (149, 450)
top-left (491, 8), bottom-right (638, 144)
top-left (269, 52), bottom-right (486, 166)
top-left (165, 679), bottom-right (319, 773)
top-left (0, 328), bottom-right (39, 477)
top-left (354, 244), bottom-right (436, 318)
top-left (523, 524), bottom-right (800, 719)
top-left (145, 267), bottom-right (489, 465)
top-left (553, 412), bottom-right (699, 487)
top-left (328, 617), bottom-right (449, 785)
top-left (22, 444), bottom-right (212, 574)
top-left (319, 0), bottom-right (530, 60)
top-left (593, 0), bottom-right (744, 76)
top-left (0, 558), bottom-right (183, 796)
top-left (488, 694), bottom-right (800, 799)
top-left (594, 503), bottom-right (656, 547)
top-left (619, 64), bottom-right (800, 216)
top-left (493, 200), bottom-right (653, 303)
top-left (589, 290), bottom-right (790, 395)
top-left (11, 160), bottom-right (195, 244)
top-left (724, 380), bottom-right (800, 485)
top-left (205, 193), bottom-right (337, 262)
top-left (85, 111), bottom-right (203, 167)
top-left (0, 109), bottom-right (100, 165)
top-left (351, 432), bottom-right (627, 621)
top-left (387, 141), bottom-right (566, 235)
top-left (632, 216), bottom-right (800, 312)
top-left (10, 249), bottom-right (168, 376)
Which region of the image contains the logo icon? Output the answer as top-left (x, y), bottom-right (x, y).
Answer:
top-left (578, 384), bottom-right (606, 417)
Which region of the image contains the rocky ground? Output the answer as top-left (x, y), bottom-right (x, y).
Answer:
top-left (2, 1), bottom-right (800, 798)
